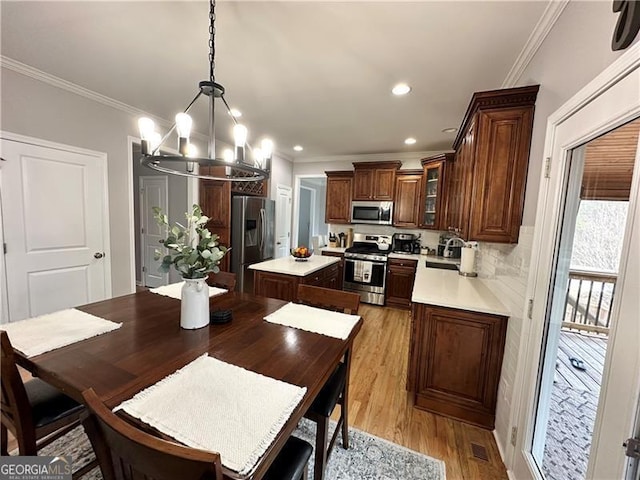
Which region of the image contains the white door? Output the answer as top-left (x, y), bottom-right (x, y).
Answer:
top-left (140, 176), bottom-right (168, 288)
top-left (1, 137), bottom-right (110, 323)
top-left (275, 185), bottom-right (292, 258)
top-left (513, 53), bottom-right (640, 480)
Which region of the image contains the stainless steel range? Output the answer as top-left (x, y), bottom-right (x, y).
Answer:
top-left (343, 234), bottom-right (391, 306)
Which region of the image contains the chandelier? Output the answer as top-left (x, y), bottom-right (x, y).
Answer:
top-left (137, 0), bottom-right (272, 182)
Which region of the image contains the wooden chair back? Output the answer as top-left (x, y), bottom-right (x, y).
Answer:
top-left (0, 330), bottom-right (36, 454)
top-left (81, 389), bottom-right (223, 480)
top-left (296, 285), bottom-right (361, 314)
top-left (206, 271), bottom-right (237, 292)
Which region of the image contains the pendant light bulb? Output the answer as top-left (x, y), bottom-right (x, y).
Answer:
top-left (223, 149), bottom-right (234, 163)
top-left (138, 117), bottom-right (155, 141)
top-left (253, 147), bottom-right (264, 169)
top-left (138, 117), bottom-right (156, 155)
top-left (261, 138), bottom-right (274, 159)
top-left (175, 113), bottom-right (193, 139)
top-left (233, 124), bottom-right (248, 163)
top-left (233, 124), bottom-right (248, 146)
top-left (150, 132), bottom-right (162, 153)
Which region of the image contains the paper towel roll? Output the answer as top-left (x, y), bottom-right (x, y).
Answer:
top-left (460, 246), bottom-right (476, 274)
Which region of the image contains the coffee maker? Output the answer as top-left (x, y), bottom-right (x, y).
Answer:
top-left (392, 233), bottom-right (417, 254)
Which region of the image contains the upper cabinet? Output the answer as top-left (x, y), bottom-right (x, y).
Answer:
top-left (393, 170), bottom-right (423, 228)
top-left (325, 171), bottom-right (353, 224)
top-left (352, 161), bottom-right (401, 201)
top-left (448, 85), bottom-right (539, 243)
top-left (420, 153), bottom-right (453, 230)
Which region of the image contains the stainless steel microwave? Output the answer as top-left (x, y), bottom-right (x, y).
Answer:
top-left (351, 201), bottom-right (393, 225)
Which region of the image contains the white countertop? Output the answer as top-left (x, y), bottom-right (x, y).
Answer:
top-left (411, 261), bottom-right (510, 317)
top-left (320, 247), bottom-right (346, 254)
top-left (249, 256), bottom-right (340, 277)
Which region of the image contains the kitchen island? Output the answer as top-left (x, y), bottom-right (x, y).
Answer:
top-left (249, 255), bottom-right (341, 302)
top-left (408, 262), bottom-right (510, 429)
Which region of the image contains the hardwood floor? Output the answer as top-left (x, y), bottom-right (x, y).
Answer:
top-left (5, 304), bottom-right (509, 479)
top-left (339, 304), bottom-right (509, 479)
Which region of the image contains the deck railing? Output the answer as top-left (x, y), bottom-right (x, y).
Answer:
top-left (562, 269), bottom-right (617, 336)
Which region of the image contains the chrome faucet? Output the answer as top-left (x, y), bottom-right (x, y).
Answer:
top-left (444, 236), bottom-right (465, 258)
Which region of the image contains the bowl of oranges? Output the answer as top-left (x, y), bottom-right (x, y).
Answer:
top-left (291, 246), bottom-right (313, 261)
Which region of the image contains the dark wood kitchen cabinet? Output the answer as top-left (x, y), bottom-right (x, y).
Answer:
top-left (253, 262), bottom-right (340, 302)
top-left (447, 85), bottom-right (538, 243)
top-left (352, 161), bottom-right (401, 201)
top-left (420, 154), bottom-right (453, 230)
top-left (408, 303), bottom-right (508, 429)
top-left (199, 166), bottom-right (231, 271)
top-left (393, 170), bottom-right (423, 228)
top-left (385, 257), bottom-right (417, 309)
top-left (325, 171), bottom-right (353, 224)
top-left (321, 251), bottom-right (345, 290)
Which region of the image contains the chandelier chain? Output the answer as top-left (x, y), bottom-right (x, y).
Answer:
top-left (209, 0), bottom-right (216, 82)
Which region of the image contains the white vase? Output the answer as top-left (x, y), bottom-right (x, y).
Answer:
top-left (180, 278), bottom-right (209, 329)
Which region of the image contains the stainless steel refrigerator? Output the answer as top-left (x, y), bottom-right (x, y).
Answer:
top-left (231, 196), bottom-right (275, 293)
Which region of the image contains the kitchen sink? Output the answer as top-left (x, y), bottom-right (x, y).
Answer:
top-left (425, 261), bottom-right (459, 271)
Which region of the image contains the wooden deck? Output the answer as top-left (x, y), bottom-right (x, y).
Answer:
top-left (555, 329), bottom-right (608, 393)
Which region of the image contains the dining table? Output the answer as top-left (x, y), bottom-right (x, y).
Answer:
top-left (11, 289), bottom-right (362, 480)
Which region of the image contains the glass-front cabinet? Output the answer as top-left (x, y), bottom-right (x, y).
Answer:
top-left (420, 153), bottom-right (453, 229)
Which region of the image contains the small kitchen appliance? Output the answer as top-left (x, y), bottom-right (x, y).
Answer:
top-left (392, 233), bottom-right (417, 255)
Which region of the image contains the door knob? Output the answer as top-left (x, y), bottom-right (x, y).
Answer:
top-left (94, 252), bottom-right (105, 259)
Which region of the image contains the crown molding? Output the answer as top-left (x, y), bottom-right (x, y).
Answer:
top-left (501, 0), bottom-right (570, 88)
top-left (294, 150), bottom-right (449, 164)
top-left (1, 55), bottom-right (208, 144)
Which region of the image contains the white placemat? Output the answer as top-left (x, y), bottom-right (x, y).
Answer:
top-left (115, 354), bottom-right (306, 476)
top-left (149, 282), bottom-right (227, 300)
top-left (1, 308), bottom-right (121, 357)
top-left (264, 302), bottom-right (360, 340)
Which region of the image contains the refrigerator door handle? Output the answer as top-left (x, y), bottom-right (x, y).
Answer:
top-left (259, 208), bottom-right (265, 253)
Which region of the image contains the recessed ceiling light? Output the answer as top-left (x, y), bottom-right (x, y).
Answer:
top-left (229, 109), bottom-right (242, 118)
top-left (392, 83), bottom-right (411, 96)
top-left (293, 145), bottom-right (304, 152)
top-left (404, 137), bottom-right (417, 145)
top-left (442, 127), bottom-right (458, 133)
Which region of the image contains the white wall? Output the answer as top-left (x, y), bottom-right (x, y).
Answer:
top-left (483, 1), bottom-right (629, 464)
top-left (1, 67), bottom-right (141, 297)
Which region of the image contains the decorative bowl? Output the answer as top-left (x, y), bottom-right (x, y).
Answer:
top-left (291, 247), bottom-right (313, 261)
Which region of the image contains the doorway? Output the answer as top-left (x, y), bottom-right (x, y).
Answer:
top-left (513, 50), bottom-right (640, 480)
top-left (294, 176), bottom-right (329, 251)
top-left (275, 185), bottom-right (292, 258)
top-left (131, 141), bottom-right (194, 288)
top-left (531, 119), bottom-right (639, 480)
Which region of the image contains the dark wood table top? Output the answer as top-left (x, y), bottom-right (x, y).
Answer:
top-left (14, 290), bottom-right (362, 479)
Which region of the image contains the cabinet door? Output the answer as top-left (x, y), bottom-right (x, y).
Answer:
top-left (394, 173), bottom-right (422, 228)
top-left (200, 167), bottom-right (231, 271)
top-left (469, 107), bottom-right (534, 243)
top-left (320, 252), bottom-right (344, 290)
top-left (414, 304), bottom-right (507, 428)
top-left (420, 162), bottom-right (445, 229)
top-left (254, 271), bottom-right (298, 301)
top-left (325, 175), bottom-right (353, 224)
top-left (385, 260), bottom-right (416, 309)
top-left (353, 169), bottom-right (374, 200)
top-left (446, 121), bottom-right (476, 239)
top-left (373, 168), bottom-right (396, 200)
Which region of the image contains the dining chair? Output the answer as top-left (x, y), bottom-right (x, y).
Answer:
top-left (206, 271), bottom-right (237, 291)
top-left (81, 388), bottom-right (313, 480)
top-left (296, 284), bottom-right (360, 480)
top-left (0, 331), bottom-right (96, 478)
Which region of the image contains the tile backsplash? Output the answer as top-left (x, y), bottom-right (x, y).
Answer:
top-left (328, 223), bottom-right (442, 247)
top-left (476, 226), bottom-right (534, 456)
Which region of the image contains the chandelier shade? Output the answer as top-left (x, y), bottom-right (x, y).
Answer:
top-left (138, 0), bottom-right (272, 182)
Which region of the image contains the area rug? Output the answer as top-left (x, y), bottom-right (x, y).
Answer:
top-left (35, 419), bottom-right (446, 480)
top-left (542, 377), bottom-right (599, 480)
